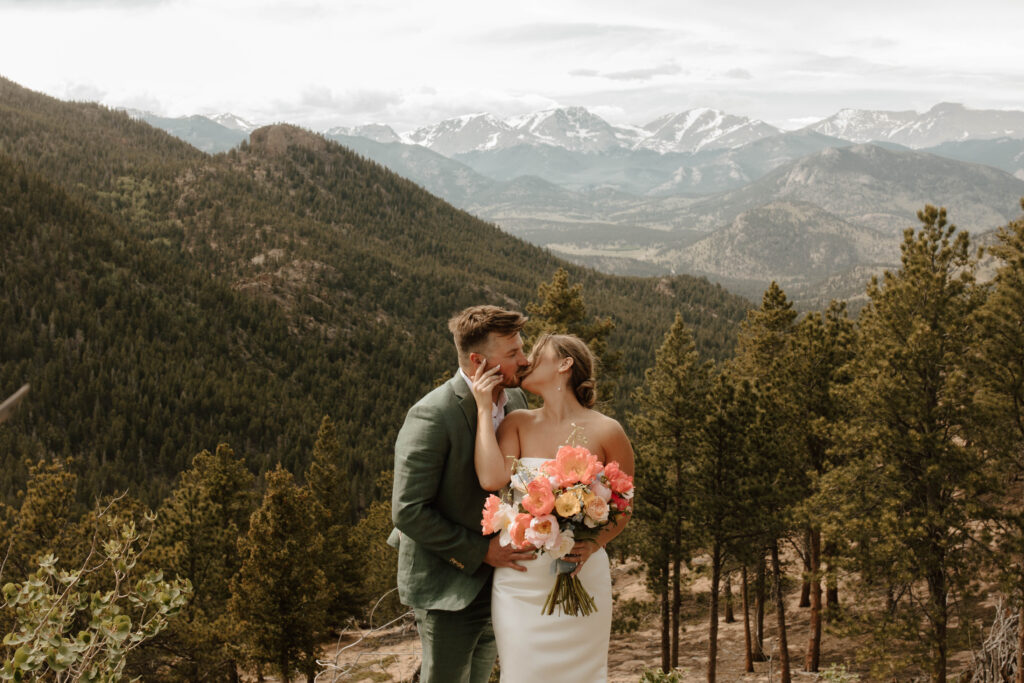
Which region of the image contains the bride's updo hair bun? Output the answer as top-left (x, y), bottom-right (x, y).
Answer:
top-left (534, 333), bottom-right (598, 408)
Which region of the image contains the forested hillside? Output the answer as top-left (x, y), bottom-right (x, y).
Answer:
top-left (0, 76), bottom-right (748, 507)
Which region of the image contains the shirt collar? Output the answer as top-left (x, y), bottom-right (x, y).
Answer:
top-left (458, 367), bottom-right (508, 413)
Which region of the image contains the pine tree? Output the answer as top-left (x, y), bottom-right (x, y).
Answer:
top-left (525, 267), bottom-right (622, 410)
top-left (690, 373), bottom-right (758, 682)
top-left (968, 198), bottom-right (1024, 681)
top-left (306, 415), bottom-right (364, 629)
top-left (825, 206), bottom-right (993, 681)
top-left (631, 313), bottom-right (711, 671)
top-left (146, 443), bottom-right (256, 681)
top-left (729, 282), bottom-right (802, 678)
top-left (231, 466), bottom-right (329, 682)
top-left (788, 301), bottom-right (855, 671)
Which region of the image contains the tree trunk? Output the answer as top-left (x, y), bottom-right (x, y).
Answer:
top-left (799, 527), bottom-right (811, 608)
top-left (661, 572), bottom-right (671, 673)
top-left (753, 552), bottom-right (768, 662)
top-left (824, 538), bottom-right (839, 615)
top-left (724, 572), bottom-right (735, 623)
top-left (804, 528), bottom-right (822, 672)
top-left (708, 543), bottom-right (721, 683)
top-left (770, 539), bottom-right (791, 683)
top-left (742, 565), bottom-right (754, 673)
top-left (928, 567), bottom-right (947, 683)
top-left (672, 554), bottom-right (681, 669)
top-left (228, 660), bottom-right (240, 683)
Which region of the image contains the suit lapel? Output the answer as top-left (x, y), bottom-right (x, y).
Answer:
top-left (450, 375), bottom-right (478, 432)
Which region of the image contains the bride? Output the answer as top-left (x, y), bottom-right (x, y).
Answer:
top-left (470, 333), bottom-right (634, 682)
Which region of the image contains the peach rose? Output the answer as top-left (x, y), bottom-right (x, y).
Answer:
top-left (583, 496), bottom-right (610, 528)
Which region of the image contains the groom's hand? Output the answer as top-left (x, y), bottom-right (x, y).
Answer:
top-left (483, 535), bottom-right (535, 571)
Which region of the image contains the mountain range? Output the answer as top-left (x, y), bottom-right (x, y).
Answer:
top-left (128, 101), bottom-right (1024, 304)
top-left (0, 76), bottom-right (747, 505)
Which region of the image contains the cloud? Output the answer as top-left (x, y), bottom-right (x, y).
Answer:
top-left (479, 22), bottom-right (674, 47)
top-left (571, 62), bottom-right (683, 82)
top-left (63, 82), bottom-right (107, 102)
top-left (603, 63), bottom-right (683, 81)
top-left (0, 0), bottom-right (169, 6)
top-left (723, 68), bottom-right (753, 80)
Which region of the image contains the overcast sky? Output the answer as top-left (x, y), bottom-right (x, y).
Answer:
top-left (2, 0), bottom-right (1023, 132)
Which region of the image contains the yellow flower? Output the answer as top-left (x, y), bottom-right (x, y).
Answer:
top-left (555, 491), bottom-right (581, 517)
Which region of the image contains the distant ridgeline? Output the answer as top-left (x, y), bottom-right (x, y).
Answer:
top-left (0, 77), bottom-right (748, 508)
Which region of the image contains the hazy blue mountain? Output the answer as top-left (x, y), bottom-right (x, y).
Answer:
top-left (326, 123), bottom-right (401, 143)
top-left (805, 102), bottom-right (1024, 148)
top-left (124, 109), bottom-right (249, 153)
top-left (923, 137), bottom-right (1024, 180)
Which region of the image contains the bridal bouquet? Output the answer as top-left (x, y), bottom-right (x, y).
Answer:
top-left (480, 445), bottom-right (634, 616)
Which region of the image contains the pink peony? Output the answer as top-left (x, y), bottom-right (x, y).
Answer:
top-left (524, 514), bottom-right (560, 551)
top-left (602, 461), bottom-right (634, 495)
top-left (508, 513), bottom-right (534, 549)
top-left (521, 477), bottom-right (556, 516)
top-left (610, 492), bottom-right (630, 513)
top-left (544, 446), bottom-right (604, 488)
top-left (481, 494), bottom-right (514, 535)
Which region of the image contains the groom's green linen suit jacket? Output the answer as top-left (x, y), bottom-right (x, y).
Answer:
top-left (390, 375), bottom-right (528, 611)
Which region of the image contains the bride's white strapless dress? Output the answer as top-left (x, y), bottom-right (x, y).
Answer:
top-left (491, 457), bottom-right (613, 683)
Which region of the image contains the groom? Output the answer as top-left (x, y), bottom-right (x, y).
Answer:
top-left (390, 305), bottom-right (536, 683)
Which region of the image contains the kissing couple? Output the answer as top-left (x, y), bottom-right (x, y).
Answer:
top-left (389, 305), bottom-right (634, 683)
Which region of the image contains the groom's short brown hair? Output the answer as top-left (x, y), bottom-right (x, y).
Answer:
top-left (448, 305), bottom-right (527, 357)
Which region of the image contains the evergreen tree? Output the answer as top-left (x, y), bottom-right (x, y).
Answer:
top-left (0, 458), bottom-right (82, 580)
top-left (968, 198), bottom-right (1024, 680)
top-left (145, 443), bottom-right (256, 681)
top-left (306, 416), bottom-right (364, 629)
top-left (525, 268), bottom-right (622, 410)
top-left (729, 282), bottom-right (802, 677)
top-left (231, 466), bottom-right (329, 682)
top-left (689, 373), bottom-right (758, 682)
top-left (788, 301), bottom-right (855, 671)
top-left (825, 206), bottom-right (993, 681)
top-left (631, 313), bottom-right (711, 671)
top-left (349, 470), bottom-right (404, 625)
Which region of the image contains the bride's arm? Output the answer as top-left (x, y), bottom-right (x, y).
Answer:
top-left (470, 365), bottom-right (521, 491)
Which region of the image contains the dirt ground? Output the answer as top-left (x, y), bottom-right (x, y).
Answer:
top-left (314, 559), bottom-right (989, 682)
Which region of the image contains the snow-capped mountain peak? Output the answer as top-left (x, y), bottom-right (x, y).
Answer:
top-left (636, 108), bottom-right (780, 154)
top-left (325, 123), bottom-right (400, 144)
top-left (804, 103), bottom-right (1024, 148)
top-left (210, 113), bottom-right (258, 132)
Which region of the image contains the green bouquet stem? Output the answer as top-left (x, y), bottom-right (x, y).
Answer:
top-left (542, 559), bottom-right (597, 616)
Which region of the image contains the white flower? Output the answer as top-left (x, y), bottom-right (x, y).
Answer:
top-left (551, 528), bottom-right (576, 559)
top-left (524, 514), bottom-right (560, 551)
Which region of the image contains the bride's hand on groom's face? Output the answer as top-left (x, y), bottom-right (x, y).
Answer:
top-left (470, 359), bottom-right (502, 409)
